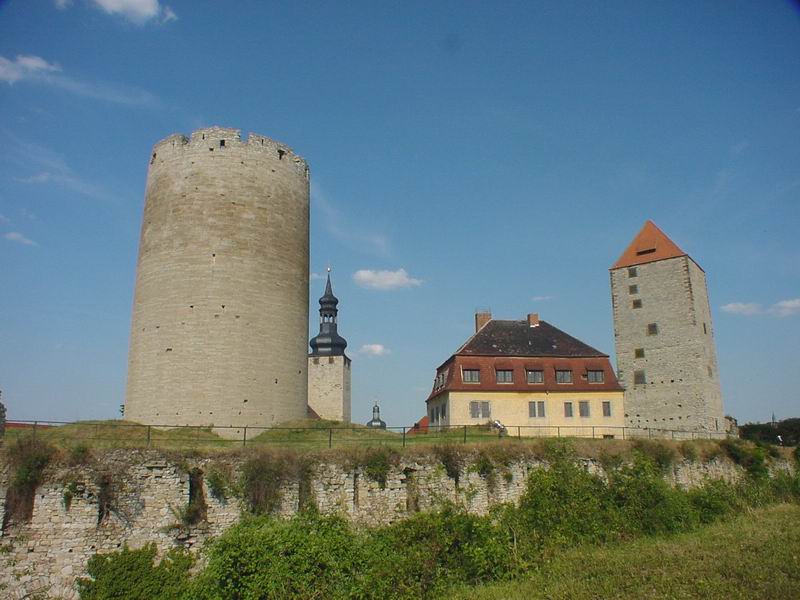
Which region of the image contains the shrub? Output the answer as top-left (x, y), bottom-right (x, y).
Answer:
top-left (3, 438), bottom-right (56, 526)
top-left (506, 447), bottom-right (622, 556)
top-left (63, 480), bottom-right (80, 511)
top-left (238, 452), bottom-right (291, 515)
top-left (205, 467), bottom-right (228, 503)
top-left (68, 443), bottom-right (92, 465)
top-left (687, 479), bottom-right (741, 524)
top-left (720, 438), bottom-right (769, 479)
top-left (369, 506), bottom-right (514, 596)
top-left (609, 458), bottom-right (698, 535)
top-left (473, 450), bottom-right (497, 491)
top-left (361, 447), bottom-right (399, 489)
top-left (631, 439), bottom-right (677, 473)
top-left (189, 512), bottom-right (367, 600)
top-left (77, 544), bottom-right (191, 600)
top-left (678, 441), bottom-right (699, 463)
top-left (434, 444), bottom-right (465, 485)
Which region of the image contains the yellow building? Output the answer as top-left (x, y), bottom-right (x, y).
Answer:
top-left (426, 312), bottom-right (625, 438)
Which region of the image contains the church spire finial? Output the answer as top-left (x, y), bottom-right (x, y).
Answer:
top-left (309, 266), bottom-right (347, 356)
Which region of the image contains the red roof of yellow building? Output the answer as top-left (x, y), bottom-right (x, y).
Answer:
top-left (611, 220), bottom-right (688, 269)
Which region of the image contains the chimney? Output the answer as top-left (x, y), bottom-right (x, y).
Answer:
top-left (527, 313), bottom-right (539, 327)
top-left (475, 310), bottom-right (492, 332)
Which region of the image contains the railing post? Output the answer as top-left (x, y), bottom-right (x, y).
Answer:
top-left (32, 421), bottom-right (38, 440)
top-left (622, 427), bottom-right (625, 440)
top-left (463, 425), bottom-right (467, 443)
top-left (671, 430), bottom-right (675, 440)
top-left (648, 428), bottom-right (652, 439)
top-left (592, 426), bottom-right (596, 439)
top-left (147, 425), bottom-right (151, 447)
top-left (557, 426), bottom-right (560, 438)
top-left (402, 427), bottom-right (406, 448)
top-left (328, 428), bottom-right (333, 449)
top-left (518, 426), bottom-right (521, 440)
top-left (242, 426), bottom-right (247, 447)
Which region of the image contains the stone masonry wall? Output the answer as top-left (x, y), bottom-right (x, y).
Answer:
top-left (125, 127), bottom-right (310, 438)
top-left (307, 355), bottom-right (352, 422)
top-left (0, 448), bottom-right (783, 599)
top-left (611, 256), bottom-right (725, 431)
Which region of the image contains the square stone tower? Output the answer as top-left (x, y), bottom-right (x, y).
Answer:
top-left (307, 270), bottom-right (352, 422)
top-left (610, 221), bottom-right (724, 432)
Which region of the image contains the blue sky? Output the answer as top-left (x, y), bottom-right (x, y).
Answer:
top-left (0, 0), bottom-right (798, 427)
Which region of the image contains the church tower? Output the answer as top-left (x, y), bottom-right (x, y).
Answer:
top-left (610, 221), bottom-right (725, 433)
top-left (307, 270), bottom-right (352, 422)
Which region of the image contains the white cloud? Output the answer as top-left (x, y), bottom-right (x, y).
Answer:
top-left (55, 0), bottom-right (73, 8)
top-left (769, 299), bottom-right (800, 318)
top-left (0, 214), bottom-right (9, 225)
top-left (310, 272), bottom-right (325, 281)
top-left (353, 268), bottom-right (422, 290)
top-left (0, 53), bottom-right (159, 107)
top-left (531, 295), bottom-right (555, 302)
top-left (721, 302), bottom-right (761, 316)
top-left (4, 232), bottom-right (36, 246)
top-left (0, 55), bottom-right (60, 84)
top-left (359, 344), bottom-right (391, 357)
top-left (90, 0), bottom-right (177, 24)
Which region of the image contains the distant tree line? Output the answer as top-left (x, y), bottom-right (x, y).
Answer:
top-left (739, 418), bottom-right (800, 446)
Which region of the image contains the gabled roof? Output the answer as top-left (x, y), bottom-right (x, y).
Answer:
top-left (458, 320), bottom-right (607, 358)
top-left (612, 220), bottom-right (687, 270)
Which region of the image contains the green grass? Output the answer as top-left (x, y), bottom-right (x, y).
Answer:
top-left (451, 503), bottom-right (800, 600)
top-left (3, 419), bottom-right (517, 451)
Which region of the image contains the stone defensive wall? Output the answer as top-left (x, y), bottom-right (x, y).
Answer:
top-left (125, 127), bottom-right (310, 437)
top-left (0, 445), bottom-right (793, 598)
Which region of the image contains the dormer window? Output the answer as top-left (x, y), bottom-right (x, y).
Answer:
top-left (462, 369), bottom-right (480, 383)
top-left (555, 370), bottom-right (573, 384)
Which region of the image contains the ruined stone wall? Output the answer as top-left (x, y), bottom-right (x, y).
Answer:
top-left (611, 256), bottom-right (725, 431)
top-left (125, 127), bottom-right (310, 437)
top-left (307, 355), bottom-right (352, 422)
top-left (0, 448), bottom-right (775, 599)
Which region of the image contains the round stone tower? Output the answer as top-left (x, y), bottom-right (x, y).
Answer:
top-left (125, 127), bottom-right (310, 437)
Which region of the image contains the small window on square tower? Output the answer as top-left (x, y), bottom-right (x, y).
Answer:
top-left (634, 370), bottom-right (647, 385)
top-left (220, 139), bottom-right (226, 148)
top-left (628, 267), bottom-right (638, 278)
top-left (629, 285), bottom-right (638, 294)
top-left (647, 323), bottom-right (658, 335)
top-left (634, 348), bottom-right (645, 358)
top-left (632, 299), bottom-right (643, 309)
top-left (703, 322), bottom-right (707, 334)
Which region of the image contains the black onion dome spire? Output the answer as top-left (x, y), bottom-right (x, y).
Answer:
top-left (309, 269), bottom-right (348, 356)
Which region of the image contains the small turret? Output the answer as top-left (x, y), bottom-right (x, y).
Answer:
top-left (366, 401), bottom-right (386, 429)
top-left (309, 269), bottom-right (348, 357)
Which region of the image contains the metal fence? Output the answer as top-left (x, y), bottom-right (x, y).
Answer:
top-left (3, 420), bottom-right (731, 449)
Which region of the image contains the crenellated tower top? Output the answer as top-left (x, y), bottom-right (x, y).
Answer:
top-left (149, 127), bottom-right (308, 178)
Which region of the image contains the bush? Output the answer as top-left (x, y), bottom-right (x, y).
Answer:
top-left (506, 446), bottom-right (622, 556)
top-left (434, 444), bottom-right (465, 484)
top-left (369, 506), bottom-right (514, 596)
top-left (687, 479), bottom-right (741, 524)
top-left (360, 447), bottom-right (399, 489)
top-left (609, 458), bottom-right (698, 535)
top-left (189, 512), bottom-right (368, 600)
top-left (205, 467), bottom-right (228, 502)
top-left (3, 438), bottom-right (56, 526)
top-left (631, 440), bottom-right (677, 473)
top-left (77, 544), bottom-right (192, 600)
top-left (238, 452), bottom-right (291, 515)
top-left (720, 439), bottom-right (769, 479)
